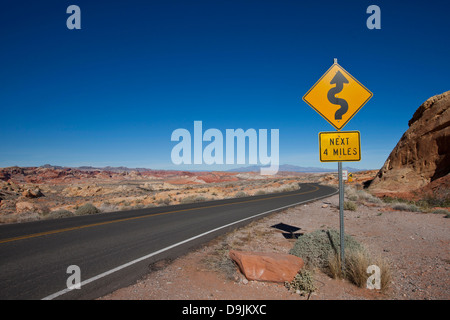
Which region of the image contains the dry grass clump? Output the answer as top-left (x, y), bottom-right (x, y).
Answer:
top-left (253, 190), bottom-right (266, 196)
top-left (74, 203), bottom-right (100, 215)
top-left (268, 182), bottom-right (300, 194)
top-left (99, 202), bottom-right (120, 213)
top-left (156, 197), bottom-right (171, 206)
top-left (328, 248), bottom-right (391, 290)
top-left (201, 240), bottom-right (238, 281)
top-left (345, 186), bottom-right (383, 205)
top-left (431, 208), bottom-right (450, 218)
top-left (234, 191), bottom-right (248, 198)
top-left (382, 195), bottom-right (449, 214)
top-left (180, 195), bottom-right (209, 204)
top-left (391, 202), bottom-right (420, 212)
top-left (44, 209), bottom-right (74, 219)
top-left (290, 229), bottom-right (391, 291)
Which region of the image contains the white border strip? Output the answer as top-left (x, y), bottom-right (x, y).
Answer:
top-left (42, 188), bottom-right (337, 300)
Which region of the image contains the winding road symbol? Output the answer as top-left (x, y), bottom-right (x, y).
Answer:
top-left (327, 70), bottom-right (349, 120)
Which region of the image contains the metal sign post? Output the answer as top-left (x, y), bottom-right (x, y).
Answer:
top-left (338, 161), bottom-right (345, 272)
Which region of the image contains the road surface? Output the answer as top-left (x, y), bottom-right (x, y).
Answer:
top-left (0, 183), bottom-right (337, 300)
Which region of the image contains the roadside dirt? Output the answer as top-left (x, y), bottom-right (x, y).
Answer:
top-left (99, 193), bottom-right (450, 300)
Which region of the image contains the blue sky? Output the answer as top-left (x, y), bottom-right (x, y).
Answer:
top-left (1, 0), bottom-right (449, 171)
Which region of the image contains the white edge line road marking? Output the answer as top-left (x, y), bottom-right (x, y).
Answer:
top-left (42, 188), bottom-right (337, 300)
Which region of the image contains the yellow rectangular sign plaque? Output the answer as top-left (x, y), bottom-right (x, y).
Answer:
top-left (319, 131), bottom-right (361, 162)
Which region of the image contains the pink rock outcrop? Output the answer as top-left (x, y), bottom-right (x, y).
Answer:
top-left (229, 250), bottom-right (304, 283)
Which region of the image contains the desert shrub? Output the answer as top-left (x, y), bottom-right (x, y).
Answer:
top-left (290, 229), bottom-right (364, 269)
top-left (234, 191), bottom-right (248, 198)
top-left (381, 195), bottom-right (450, 213)
top-left (99, 202), bottom-right (119, 213)
top-left (74, 203), bottom-right (100, 215)
top-left (356, 190), bottom-right (383, 204)
top-left (431, 209), bottom-right (450, 218)
top-left (343, 201), bottom-right (357, 211)
top-left (180, 195), bottom-right (208, 204)
top-left (254, 190), bottom-right (266, 196)
top-left (44, 209), bottom-right (74, 219)
top-left (431, 208), bottom-right (449, 215)
top-left (285, 269), bottom-right (317, 295)
top-left (10, 212), bottom-right (41, 223)
top-left (407, 204), bottom-right (420, 212)
top-left (271, 183), bottom-right (300, 194)
top-left (347, 194), bottom-right (358, 201)
top-left (156, 197), bottom-right (171, 206)
top-left (290, 229), bottom-right (390, 291)
top-left (346, 187), bottom-right (382, 205)
top-left (345, 187), bottom-right (358, 201)
top-left (417, 196), bottom-right (450, 209)
top-left (280, 183), bottom-right (300, 192)
top-left (381, 196), bottom-right (398, 204)
top-left (391, 202), bottom-right (420, 212)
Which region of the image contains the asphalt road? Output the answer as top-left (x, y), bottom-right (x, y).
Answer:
top-left (0, 183), bottom-right (337, 300)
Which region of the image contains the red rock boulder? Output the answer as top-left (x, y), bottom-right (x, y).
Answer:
top-left (229, 250), bottom-right (304, 283)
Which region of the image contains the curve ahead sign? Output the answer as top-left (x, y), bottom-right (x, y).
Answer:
top-left (303, 62), bottom-right (372, 131)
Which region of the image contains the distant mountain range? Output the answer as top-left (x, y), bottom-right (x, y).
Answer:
top-left (39, 164), bottom-right (153, 173)
top-left (38, 164), bottom-right (369, 173)
top-left (227, 164), bottom-right (369, 173)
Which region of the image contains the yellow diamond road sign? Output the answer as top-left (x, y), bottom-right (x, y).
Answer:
top-left (303, 62), bottom-right (372, 131)
top-left (319, 131), bottom-right (361, 162)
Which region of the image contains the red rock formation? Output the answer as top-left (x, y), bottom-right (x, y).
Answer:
top-left (369, 91), bottom-right (450, 197)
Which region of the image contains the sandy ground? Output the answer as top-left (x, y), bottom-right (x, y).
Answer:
top-left (99, 193), bottom-right (449, 300)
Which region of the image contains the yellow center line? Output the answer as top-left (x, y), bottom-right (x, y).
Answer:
top-left (0, 185), bottom-right (320, 245)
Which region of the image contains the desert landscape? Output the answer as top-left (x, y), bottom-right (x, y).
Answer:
top-left (0, 165), bottom-right (342, 224)
top-left (0, 91), bottom-right (448, 300)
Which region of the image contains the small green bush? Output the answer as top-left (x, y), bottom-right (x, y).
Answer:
top-left (343, 201), bottom-right (357, 211)
top-left (417, 196), bottom-right (450, 209)
top-left (180, 195), bottom-right (208, 204)
top-left (44, 209), bottom-right (74, 219)
top-left (345, 186), bottom-right (383, 205)
top-left (356, 190), bottom-right (383, 204)
top-left (235, 191), bottom-right (248, 198)
top-left (347, 194), bottom-right (358, 201)
top-left (431, 208), bottom-right (449, 215)
top-left (290, 229), bottom-right (391, 291)
top-left (391, 202), bottom-right (420, 212)
top-left (279, 183), bottom-right (300, 192)
top-left (289, 229), bottom-right (363, 269)
top-left (75, 203), bottom-right (100, 215)
top-left (285, 269), bottom-right (317, 295)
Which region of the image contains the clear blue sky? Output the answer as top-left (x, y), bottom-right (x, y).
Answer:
top-left (1, 0), bottom-right (449, 171)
